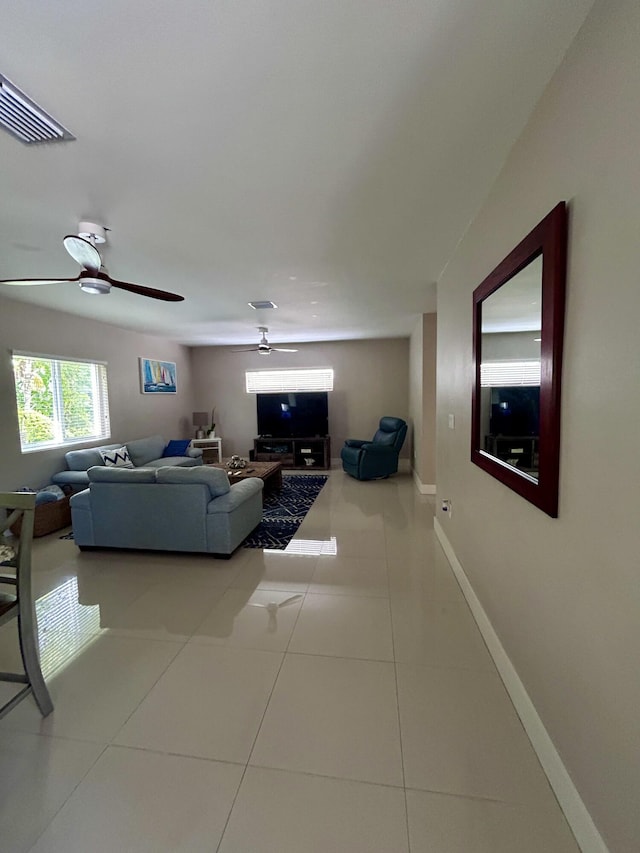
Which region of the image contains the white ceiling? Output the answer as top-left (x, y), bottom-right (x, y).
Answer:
top-left (482, 256), bottom-right (543, 333)
top-left (0, 0), bottom-right (593, 347)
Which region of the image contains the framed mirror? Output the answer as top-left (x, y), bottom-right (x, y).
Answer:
top-left (471, 202), bottom-right (567, 517)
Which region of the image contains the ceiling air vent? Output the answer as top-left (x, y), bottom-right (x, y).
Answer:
top-left (248, 300), bottom-right (278, 310)
top-left (0, 75), bottom-right (75, 145)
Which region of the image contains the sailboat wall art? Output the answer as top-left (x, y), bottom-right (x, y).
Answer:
top-left (140, 358), bottom-right (177, 394)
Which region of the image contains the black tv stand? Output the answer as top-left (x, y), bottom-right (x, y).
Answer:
top-left (484, 435), bottom-right (539, 473)
top-left (253, 436), bottom-right (331, 470)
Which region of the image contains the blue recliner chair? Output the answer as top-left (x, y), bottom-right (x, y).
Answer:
top-left (341, 417), bottom-right (408, 480)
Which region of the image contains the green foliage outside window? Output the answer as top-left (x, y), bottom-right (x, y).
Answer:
top-left (60, 361), bottom-right (96, 438)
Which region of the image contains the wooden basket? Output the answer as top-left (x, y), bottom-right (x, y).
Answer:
top-left (9, 495), bottom-right (72, 538)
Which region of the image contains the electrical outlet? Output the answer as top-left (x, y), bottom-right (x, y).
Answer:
top-left (441, 499), bottom-right (452, 518)
top-left (448, 414), bottom-right (455, 429)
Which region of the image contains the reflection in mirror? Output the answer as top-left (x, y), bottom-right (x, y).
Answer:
top-left (480, 256), bottom-right (542, 481)
top-left (471, 202), bottom-right (567, 518)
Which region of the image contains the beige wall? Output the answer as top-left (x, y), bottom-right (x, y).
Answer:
top-left (409, 314), bottom-right (436, 487)
top-left (0, 295), bottom-right (195, 490)
top-left (190, 338), bottom-right (409, 462)
top-left (409, 317), bottom-right (423, 474)
top-left (482, 331), bottom-right (540, 361)
top-left (436, 0), bottom-right (639, 849)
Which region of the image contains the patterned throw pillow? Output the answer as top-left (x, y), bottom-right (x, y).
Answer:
top-left (99, 446), bottom-right (134, 468)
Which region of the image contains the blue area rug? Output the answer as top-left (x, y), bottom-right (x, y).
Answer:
top-left (242, 474), bottom-right (328, 550)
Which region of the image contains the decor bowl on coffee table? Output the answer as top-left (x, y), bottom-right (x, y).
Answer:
top-left (208, 460), bottom-right (283, 492)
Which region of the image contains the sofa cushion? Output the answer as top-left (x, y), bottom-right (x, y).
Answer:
top-left (88, 466), bottom-right (157, 483)
top-left (207, 478), bottom-right (263, 513)
top-left (162, 439), bottom-right (192, 457)
top-left (100, 446), bottom-right (134, 468)
top-left (126, 434), bottom-right (166, 467)
top-left (156, 465), bottom-right (230, 498)
top-left (144, 456), bottom-right (201, 470)
top-left (65, 443), bottom-right (120, 471)
top-left (52, 470), bottom-right (96, 487)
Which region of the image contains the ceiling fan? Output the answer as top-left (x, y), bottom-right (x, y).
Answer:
top-left (0, 222), bottom-right (184, 302)
top-left (232, 327), bottom-right (298, 355)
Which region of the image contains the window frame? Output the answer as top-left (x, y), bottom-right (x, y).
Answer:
top-left (12, 351), bottom-right (111, 453)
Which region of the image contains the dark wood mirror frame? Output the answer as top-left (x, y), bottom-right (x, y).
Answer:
top-left (471, 202), bottom-right (568, 517)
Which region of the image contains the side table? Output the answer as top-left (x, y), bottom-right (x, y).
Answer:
top-left (191, 437), bottom-right (223, 464)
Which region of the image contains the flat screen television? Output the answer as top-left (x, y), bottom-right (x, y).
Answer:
top-left (256, 392), bottom-right (329, 438)
top-left (489, 386), bottom-right (540, 436)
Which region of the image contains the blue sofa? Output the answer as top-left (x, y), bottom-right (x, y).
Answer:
top-left (52, 434), bottom-right (202, 490)
top-left (70, 465), bottom-right (264, 557)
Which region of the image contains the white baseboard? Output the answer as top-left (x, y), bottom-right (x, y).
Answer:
top-left (412, 468), bottom-right (436, 494)
top-left (330, 458), bottom-right (415, 476)
top-left (434, 518), bottom-right (608, 853)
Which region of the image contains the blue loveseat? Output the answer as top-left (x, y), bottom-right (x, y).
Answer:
top-left (70, 465), bottom-right (264, 557)
top-left (52, 434), bottom-right (202, 490)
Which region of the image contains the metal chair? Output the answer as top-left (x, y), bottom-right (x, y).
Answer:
top-left (0, 492), bottom-right (53, 720)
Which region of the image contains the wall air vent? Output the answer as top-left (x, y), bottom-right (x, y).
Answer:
top-left (0, 75), bottom-right (75, 145)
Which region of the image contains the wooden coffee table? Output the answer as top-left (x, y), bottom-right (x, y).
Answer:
top-left (207, 459), bottom-right (283, 491)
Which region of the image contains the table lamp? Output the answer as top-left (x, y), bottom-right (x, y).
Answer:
top-left (193, 411), bottom-right (209, 439)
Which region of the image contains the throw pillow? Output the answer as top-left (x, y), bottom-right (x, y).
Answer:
top-left (162, 439), bottom-right (192, 457)
top-left (100, 446), bottom-right (134, 468)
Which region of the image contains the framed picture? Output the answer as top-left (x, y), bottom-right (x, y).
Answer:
top-left (139, 358), bottom-right (177, 394)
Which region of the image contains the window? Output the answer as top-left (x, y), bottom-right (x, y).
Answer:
top-left (480, 359), bottom-right (541, 387)
top-left (12, 352), bottom-right (110, 452)
top-left (245, 367), bottom-right (334, 393)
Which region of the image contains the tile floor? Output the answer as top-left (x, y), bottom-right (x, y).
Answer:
top-left (0, 470), bottom-right (579, 852)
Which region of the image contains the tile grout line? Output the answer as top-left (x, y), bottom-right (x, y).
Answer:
top-left (215, 573), bottom-right (309, 852)
top-left (215, 478), bottom-right (406, 850)
top-left (384, 516), bottom-right (412, 853)
top-left (24, 740), bottom-right (111, 853)
top-left (216, 476), bottom-right (385, 849)
top-left (104, 636), bottom-right (186, 746)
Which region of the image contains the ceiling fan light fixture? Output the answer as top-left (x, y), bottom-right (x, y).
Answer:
top-left (79, 277), bottom-right (111, 295)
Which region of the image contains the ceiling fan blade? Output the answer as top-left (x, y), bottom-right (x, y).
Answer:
top-left (272, 347), bottom-right (299, 353)
top-left (63, 235), bottom-right (101, 273)
top-left (0, 276), bottom-right (79, 286)
top-left (109, 277), bottom-right (184, 302)
top-left (231, 347), bottom-right (260, 352)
